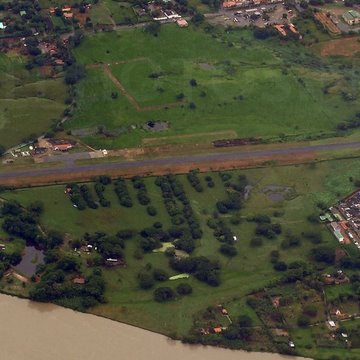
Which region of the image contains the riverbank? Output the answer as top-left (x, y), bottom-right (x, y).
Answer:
top-left (0, 294), bottom-right (310, 360)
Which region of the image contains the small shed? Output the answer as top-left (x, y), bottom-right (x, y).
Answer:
top-left (176, 18), bottom-right (188, 28)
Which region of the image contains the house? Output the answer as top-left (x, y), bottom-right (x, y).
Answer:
top-left (288, 23), bottom-right (298, 34)
top-left (328, 320), bottom-right (336, 328)
top-left (274, 24), bottom-right (287, 37)
top-left (213, 327), bottom-right (222, 333)
top-left (223, 1), bottom-right (237, 8)
top-left (0, 22), bottom-right (6, 30)
top-left (343, 10), bottom-right (360, 26)
top-left (176, 18), bottom-right (188, 28)
top-left (106, 258), bottom-right (125, 266)
top-left (221, 308), bottom-right (228, 315)
top-left (62, 6), bottom-right (72, 12)
top-left (54, 143), bottom-right (72, 151)
top-left (73, 276), bottom-right (86, 284)
top-left (54, 59), bottom-right (65, 65)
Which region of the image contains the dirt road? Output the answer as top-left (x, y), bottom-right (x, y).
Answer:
top-left (1, 141), bottom-right (359, 186)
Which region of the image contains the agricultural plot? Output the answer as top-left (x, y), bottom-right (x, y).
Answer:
top-left (0, 54), bottom-right (67, 149)
top-left (69, 25), bottom-right (360, 150)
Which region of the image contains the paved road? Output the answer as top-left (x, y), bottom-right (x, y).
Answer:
top-left (1, 141), bottom-right (360, 182)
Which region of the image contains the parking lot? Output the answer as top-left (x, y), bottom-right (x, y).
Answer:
top-left (208, 4), bottom-right (296, 28)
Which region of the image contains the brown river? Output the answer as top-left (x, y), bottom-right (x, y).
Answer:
top-left (0, 294), bottom-right (310, 360)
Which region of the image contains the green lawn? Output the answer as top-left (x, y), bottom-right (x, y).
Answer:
top-left (0, 54), bottom-right (67, 148)
top-left (68, 24), bottom-right (360, 149)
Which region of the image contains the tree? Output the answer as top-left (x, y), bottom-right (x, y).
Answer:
top-left (219, 244), bottom-right (237, 257)
top-left (65, 63), bottom-right (85, 85)
top-left (154, 287), bottom-right (176, 302)
top-left (192, 12), bottom-right (204, 25)
top-left (312, 246), bottom-right (335, 264)
top-left (138, 271), bottom-right (155, 289)
top-left (297, 314), bottom-right (311, 327)
top-left (189, 79), bottom-right (197, 87)
top-left (145, 21), bottom-right (161, 36)
top-left (238, 315), bottom-right (253, 328)
top-left (0, 145), bottom-right (5, 156)
top-left (274, 261), bottom-right (287, 272)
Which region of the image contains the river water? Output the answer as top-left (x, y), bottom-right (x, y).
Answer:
top-left (0, 294), bottom-right (310, 360)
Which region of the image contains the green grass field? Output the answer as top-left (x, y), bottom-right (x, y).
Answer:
top-left (67, 24), bottom-right (360, 149)
top-left (0, 54), bottom-right (67, 149)
top-left (2, 157), bottom-right (360, 345)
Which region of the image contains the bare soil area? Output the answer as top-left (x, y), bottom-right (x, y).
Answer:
top-left (320, 36), bottom-right (360, 56)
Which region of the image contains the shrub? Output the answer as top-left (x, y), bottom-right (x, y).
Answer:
top-left (219, 244), bottom-right (237, 257)
top-left (153, 268), bottom-right (169, 281)
top-left (273, 261), bottom-right (287, 272)
top-left (176, 283), bottom-right (192, 295)
top-left (154, 287), bottom-right (176, 302)
top-left (147, 206), bottom-right (157, 216)
top-left (138, 271), bottom-right (155, 289)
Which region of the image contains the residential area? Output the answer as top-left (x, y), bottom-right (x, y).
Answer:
top-left (321, 190), bottom-right (360, 251)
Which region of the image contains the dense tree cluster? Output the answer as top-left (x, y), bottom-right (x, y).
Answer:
top-left (187, 170), bottom-right (203, 192)
top-left (83, 230), bottom-right (133, 262)
top-left (66, 184), bottom-right (87, 210)
top-left (114, 178), bottom-right (133, 207)
top-left (207, 217), bottom-right (237, 257)
top-left (30, 262), bottom-right (105, 310)
top-left (1, 200), bottom-right (62, 250)
top-left (154, 175), bottom-right (202, 252)
top-left (132, 176), bottom-right (151, 206)
top-left (79, 184), bottom-right (98, 209)
top-left (94, 182), bottom-right (111, 207)
top-left (205, 175), bottom-right (215, 188)
top-left (311, 246), bottom-right (335, 264)
top-left (154, 286), bottom-right (176, 302)
top-left (215, 174), bottom-right (248, 214)
top-left (170, 256), bottom-right (221, 286)
top-left (64, 63), bottom-right (85, 85)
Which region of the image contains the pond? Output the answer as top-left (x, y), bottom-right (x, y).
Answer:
top-left (262, 185), bottom-right (295, 202)
top-left (15, 246), bottom-right (44, 277)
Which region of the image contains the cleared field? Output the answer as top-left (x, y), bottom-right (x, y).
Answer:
top-left (0, 54), bottom-right (67, 149)
top-left (69, 25), bottom-right (360, 150)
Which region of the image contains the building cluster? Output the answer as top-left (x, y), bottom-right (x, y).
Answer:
top-left (223, 0), bottom-right (281, 9)
top-left (321, 191), bottom-right (360, 251)
top-left (274, 23), bottom-right (300, 37)
top-left (342, 9), bottom-right (360, 26)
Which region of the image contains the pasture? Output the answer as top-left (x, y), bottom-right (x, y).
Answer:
top-left (68, 24), bottom-right (360, 150)
top-left (0, 54), bottom-right (67, 149)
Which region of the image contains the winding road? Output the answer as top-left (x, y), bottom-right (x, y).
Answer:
top-left (1, 140), bottom-right (360, 183)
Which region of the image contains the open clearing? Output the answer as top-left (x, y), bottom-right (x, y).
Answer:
top-left (0, 54), bottom-right (67, 148)
top-left (68, 25), bottom-right (360, 150)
